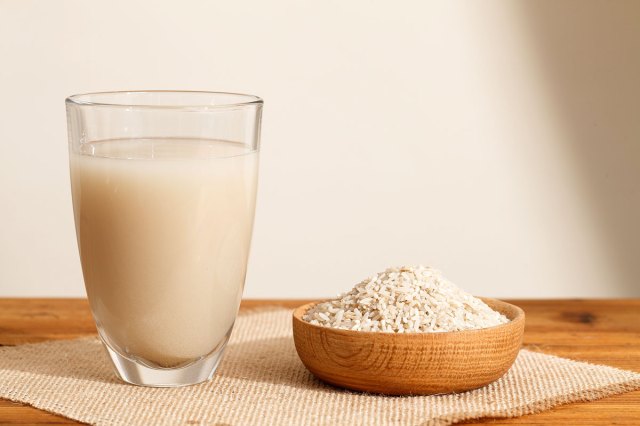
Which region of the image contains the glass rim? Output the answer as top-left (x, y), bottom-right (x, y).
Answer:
top-left (65, 90), bottom-right (263, 110)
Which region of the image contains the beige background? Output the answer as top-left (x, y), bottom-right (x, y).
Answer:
top-left (0, 0), bottom-right (638, 298)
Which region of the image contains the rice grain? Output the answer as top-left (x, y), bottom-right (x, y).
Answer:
top-left (303, 266), bottom-right (509, 333)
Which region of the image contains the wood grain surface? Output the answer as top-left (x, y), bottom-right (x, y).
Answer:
top-left (0, 299), bottom-right (638, 425)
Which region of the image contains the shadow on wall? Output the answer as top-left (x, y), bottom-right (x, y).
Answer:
top-left (518, 0), bottom-right (640, 296)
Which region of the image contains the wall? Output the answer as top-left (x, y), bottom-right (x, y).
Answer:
top-left (0, 0), bottom-right (638, 298)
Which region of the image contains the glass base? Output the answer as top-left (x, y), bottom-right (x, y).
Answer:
top-left (101, 337), bottom-right (228, 387)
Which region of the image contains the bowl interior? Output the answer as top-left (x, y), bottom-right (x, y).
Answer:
top-left (293, 297), bottom-right (524, 336)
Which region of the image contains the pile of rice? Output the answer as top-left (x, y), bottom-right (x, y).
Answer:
top-left (303, 265), bottom-right (509, 333)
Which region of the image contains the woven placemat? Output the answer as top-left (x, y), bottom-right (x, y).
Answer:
top-left (0, 308), bottom-right (639, 425)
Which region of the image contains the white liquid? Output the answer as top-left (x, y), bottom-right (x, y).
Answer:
top-left (70, 139), bottom-right (258, 367)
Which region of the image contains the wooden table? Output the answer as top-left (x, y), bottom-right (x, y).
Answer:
top-left (0, 299), bottom-right (638, 425)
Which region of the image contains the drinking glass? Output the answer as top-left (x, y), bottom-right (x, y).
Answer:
top-left (66, 91), bottom-right (262, 386)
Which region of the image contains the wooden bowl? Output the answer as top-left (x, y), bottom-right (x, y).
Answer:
top-left (292, 298), bottom-right (524, 395)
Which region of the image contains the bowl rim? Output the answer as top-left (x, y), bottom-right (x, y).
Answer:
top-left (292, 297), bottom-right (524, 337)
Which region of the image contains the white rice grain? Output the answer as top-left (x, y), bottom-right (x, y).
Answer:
top-left (303, 265), bottom-right (509, 333)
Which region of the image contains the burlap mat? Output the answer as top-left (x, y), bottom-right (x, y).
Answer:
top-left (0, 309), bottom-right (639, 425)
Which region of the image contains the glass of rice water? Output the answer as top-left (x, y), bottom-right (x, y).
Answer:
top-left (66, 91), bottom-right (262, 386)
